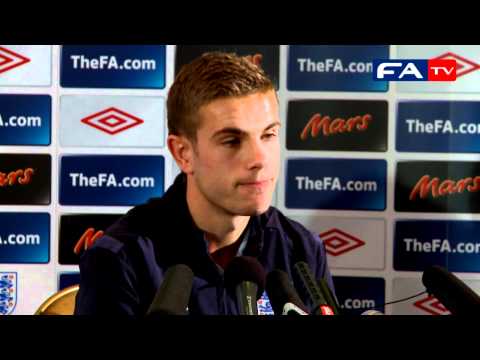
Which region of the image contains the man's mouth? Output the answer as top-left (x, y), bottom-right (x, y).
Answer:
top-left (238, 179), bottom-right (271, 190)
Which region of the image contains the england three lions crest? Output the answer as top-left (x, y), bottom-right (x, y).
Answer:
top-left (257, 291), bottom-right (274, 315)
top-left (0, 273), bottom-right (17, 315)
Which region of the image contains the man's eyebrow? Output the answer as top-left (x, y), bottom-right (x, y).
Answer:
top-left (211, 122), bottom-right (281, 139)
top-left (211, 127), bottom-right (245, 139)
top-left (264, 121), bottom-right (281, 131)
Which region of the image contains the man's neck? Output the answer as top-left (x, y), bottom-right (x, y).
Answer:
top-left (186, 177), bottom-right (250, 254)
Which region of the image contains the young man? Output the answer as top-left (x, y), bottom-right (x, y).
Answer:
top-left (74, 52), bottom-right (335, 315)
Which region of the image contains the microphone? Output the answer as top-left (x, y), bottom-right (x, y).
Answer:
top-left (361, 310), bottom-right (384, 315)
top-left (224, 256), bottom-right (266, 315)
top-left (317, 277), bottom-right (341, 315)
top-left (146, 264), bottom-right (194, 316)
top-left (265, 269), bottom-right (308, 315)
top-left (294, 261), bottom-right (337, 315)
top-left (422, 265), bottom-right (480, 315)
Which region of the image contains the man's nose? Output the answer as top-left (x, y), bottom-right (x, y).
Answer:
top-left (246, 139), bottom-right (267, 170)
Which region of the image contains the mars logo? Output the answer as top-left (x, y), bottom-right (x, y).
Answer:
top-left (287, 100), bottom-right (388, 152)
top-left (0, 47), bottom-right (30, 75)
top-left (409, 175), bottom-right (480, 201)
top-left (81, 107), bottom-right (144, 135)
top-left (301, 113), bottom-right (371, 139)
top-left (0, 272), bottom-right (17, 315)
top-left (73, 227), bottom-right (104, 255)
top-left (0, 168), bottom-right (34, 187)
top-left (395, 161), bottom-right (480, 213)
top-left (59, 214), bottom-right (122, 265)
top-left (320, 228), bottom-right (366, 256)
top-left (434, 52), bottom-right (480, 78)
top-left (413, 295), bottom-right (450, 315)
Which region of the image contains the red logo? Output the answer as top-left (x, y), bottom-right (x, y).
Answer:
top-left (320, 228), bottom-right (366, 256)
top-left (413, 295), bottom-right (450, 315)
top-left (0, 168), bottom-right (34, 187)
top-left (301, 113), bottom-right (371, 140)
top-left (427, 59), bottom-right (456, 81)
top-left (0, 46), bottom-right (30, 75)
top-left (409, 175), bottom-right (480, 201)
top-left (319, 305), bottom-right (335, 315)
top-left (433, 52), bottom-right (480, 78)
top-left (73, 228), bottom-right (104, 255)
top-left (81, 107), bottom-right (144, 135)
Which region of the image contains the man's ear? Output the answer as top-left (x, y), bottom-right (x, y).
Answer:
top-left (167, 134), bottom-right (195, 175)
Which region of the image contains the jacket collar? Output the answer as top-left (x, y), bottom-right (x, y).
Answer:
top-left (156, 173), bottom-right (268, 260)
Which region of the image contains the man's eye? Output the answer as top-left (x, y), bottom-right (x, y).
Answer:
top-left (222, 138), bottom-right (240, 146)
top-left (263, 133), bottom-right (277, 139)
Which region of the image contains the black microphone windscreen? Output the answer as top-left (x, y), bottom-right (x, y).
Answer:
top-left (294, 261), bottom-right (337, 315)
top-left (266, 269), bottom-right (308, 315)
top-left (318, 278), bottom-right (341, 314)
top-left (224, 256), bottom-right (266, 298)
top-left (422, 265), bottom-right (480, 315)
top-left (147, 263), bottom-right (194, 316)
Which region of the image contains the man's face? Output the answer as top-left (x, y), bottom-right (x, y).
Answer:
top-left (190, 90), bottom-right (280, 216)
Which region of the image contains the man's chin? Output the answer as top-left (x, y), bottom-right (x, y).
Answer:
top-left (234, 203), bottom-right (271, 216)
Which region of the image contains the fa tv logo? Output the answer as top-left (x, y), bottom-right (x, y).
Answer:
top-left (373, 59), bottom-right (457, 81)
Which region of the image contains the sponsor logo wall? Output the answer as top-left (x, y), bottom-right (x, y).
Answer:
top-left (1, 45), bottom-right (479, 314)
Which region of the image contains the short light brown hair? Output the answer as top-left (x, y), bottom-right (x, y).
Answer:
top-left (167, 51), bottom-right (275, 140)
